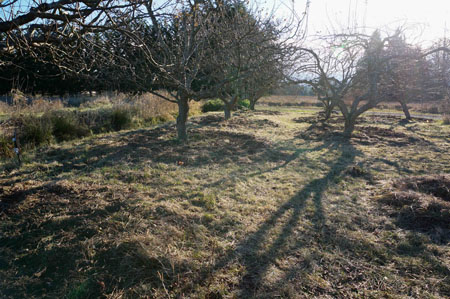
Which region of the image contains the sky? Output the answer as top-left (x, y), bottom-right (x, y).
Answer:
top-left (262, 0), bottom-right (450, 45)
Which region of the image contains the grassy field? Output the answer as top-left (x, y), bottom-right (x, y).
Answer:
top-left (259, 95), bottom-right (449, 115)
top-left (1, 107), bottom-right (449, 298)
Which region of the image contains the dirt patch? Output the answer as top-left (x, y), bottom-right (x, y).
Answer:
top-left (248, 110), bottom-right (282, 116)
top-left (224, 117), bottom-right (279, 129)
top-left (295, 121), bottom-right (341, 140)
top-left (394, 175), bottom-right (450, 201)
top-left (353, 126), bottom-right (429, 146)
top-left (193, 114), bottom-right (223, 126)
top-left (198, 114), bottom-right (281, 130)
top-left (377, 174), bottom-right (450, 243)
top-left (362, 114), bottom-right (404, 125)
top-left (293, 116), bottom-right (320, 124)
top-left (193, 113), bottom-right (281, 128)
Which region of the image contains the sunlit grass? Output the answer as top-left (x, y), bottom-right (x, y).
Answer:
top-left (1, 107), bottom-right (449, 298)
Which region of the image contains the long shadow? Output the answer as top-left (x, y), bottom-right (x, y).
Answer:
top-left (1, 126), bottom-right (291, 185)
top-left (201, 138), bottom-right (361, 297)
top-left (0, 182), bottom-right (136, 298)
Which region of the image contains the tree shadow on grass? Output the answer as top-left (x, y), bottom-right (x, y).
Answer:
top-left (0, 182), bottom-right (135, 297)
top-left (0, 178), bottom-right (194, 298)
top-left (200, 138), bottom-right (362, 297)
top-left (2, 126), bottom-right (292, 185)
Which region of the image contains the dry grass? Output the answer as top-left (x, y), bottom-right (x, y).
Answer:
top-left (0, 92), bottom-right (202, 157)
top-left (259, 95), bottom-right (450, 116)
top-left (377, 175), bottom-right (450, 243)
top-left (259, 95), bottom-right (320, 107)
top-left (1, 108), bottom-right (450, 298)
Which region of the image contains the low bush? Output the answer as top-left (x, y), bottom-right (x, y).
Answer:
top-left (202, 99), bottom-right (224, 112)
top-left (111, 107), bottom-right (133, 131)
top-left (49, 111), bottom-right (90, 142)
top-left (19, 115), bottom-right (53, 148)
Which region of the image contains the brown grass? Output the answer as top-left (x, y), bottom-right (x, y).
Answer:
top-left (259, 95), bottom-right (320, 107)
top-left (0, 92), bottom-right (202, 157)
top-left (260, 95), bottom-right (450, 116)
top-left (1, 109), bottom-right (450, 298)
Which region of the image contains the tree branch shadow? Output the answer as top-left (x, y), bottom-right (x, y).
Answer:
top-left (200, 138), bottom-right (361, 296)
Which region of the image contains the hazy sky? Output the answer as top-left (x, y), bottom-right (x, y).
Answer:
top-left (263, 0), bottom-right (450, 44)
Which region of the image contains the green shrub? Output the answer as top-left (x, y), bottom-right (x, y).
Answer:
top-left (20, 115), bottom-right (53, 148)
top-left (50, 111), bottom-right (90, 142)
top-left (202, 99), bottom-right (224, 112)
top-left (111, 107), bottom-right (132, 131)
top-left (237, 99), bottom-right (251, 109)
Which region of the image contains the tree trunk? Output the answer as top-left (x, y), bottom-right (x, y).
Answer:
top-left (249, 99), bottom-right (256, 110)
top-left (324, 104), bottom-right (333, 121)
top-left (400, 100), bottom-right (411, 120)
top-left (177, 96), bottom-right (189, 142)
top-left (343, 116), bottom-right (356, 137)
top-left (224, 102), bottom-right (232, 120)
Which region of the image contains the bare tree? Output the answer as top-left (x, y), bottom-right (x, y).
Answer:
top-left (295, 30), bottom-right (426, 136)
top-left (427, 38), bottom-right (450, 111)
top-left (1, 0), bottom-right (309, 140)
top-left (380, 33), bottom-right (428, 120)
top-left (294, 35), bottom-right (363, 123)
top-left (203, 0), bottom-right (306, 119)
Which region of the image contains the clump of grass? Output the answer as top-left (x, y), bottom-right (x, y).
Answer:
top-left (394, 175), bottom-right (450, 200)
top-left (345, 165), bottom-right (367, 177)
top-left (0, 101), bottom-right (11, 115)
top-left (11, 89), bottom-right (28, 110)
top-left (30, 98), bottom-right (64, 113)
top-left (79, 95), bottom-right (112, 109)
top-left (192, 192), bottom-right (216, 210)
top-left (19, 114), bottom-right (53, 148)
top-left (67, 279), bottom-right (97, 299)
top-left (110, 107), bottom-right (132, 131)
